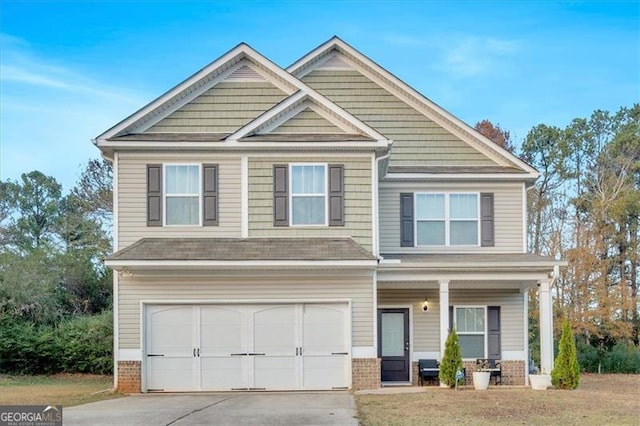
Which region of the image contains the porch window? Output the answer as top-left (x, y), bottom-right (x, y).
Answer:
top-left (290, 164), bottom-right (327, 225)
top-left (454, 306), bottom-right (486, 358)
top-left (415, 193), bottom-right (479, 246)
top-left (165, 165), bottom-right (201, 225)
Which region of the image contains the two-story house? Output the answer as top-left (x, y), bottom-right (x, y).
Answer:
top-left (96, 37), bottom-right (561, 393)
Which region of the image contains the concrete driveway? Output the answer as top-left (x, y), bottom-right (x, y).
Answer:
top-left (63, 392), bottom-right (358, 425)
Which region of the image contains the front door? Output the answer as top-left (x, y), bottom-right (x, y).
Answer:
top-left (378, 308), bottom-right (410, 382)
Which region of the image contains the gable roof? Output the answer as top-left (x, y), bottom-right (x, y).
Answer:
top-left (94, 41), bottom-right (390, 154)
top-left (287, 36), bottom-right (538, 177)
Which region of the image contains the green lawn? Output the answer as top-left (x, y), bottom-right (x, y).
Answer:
top-left (0, 374), bottom-right (121, 407)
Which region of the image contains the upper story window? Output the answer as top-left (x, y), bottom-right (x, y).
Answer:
top-left (165, 165), bottom-right (201, 226)
top-left (290, 164), bottom-right (327, 226)
top-left (273, 163), bottom-right (343, 228)
top-left (415, 193), bottom-right (479, 246)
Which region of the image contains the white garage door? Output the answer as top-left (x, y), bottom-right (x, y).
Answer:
top-left (145, 303), bottom-right (349, 392)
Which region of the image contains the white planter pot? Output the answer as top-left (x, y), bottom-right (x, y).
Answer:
top-left (529, 374), bottom-right (551, 390)
top-left (472, 371), bottom-right (490, 390)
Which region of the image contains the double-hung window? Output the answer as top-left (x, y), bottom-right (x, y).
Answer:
top-left (290, 164), bottom-right (327, 226)
top-left (455, 306), bottom-right (486, 358)
top-left (164, 165), bottom-right (201, 225)
top-left (415, 193), bottom-right (479, 246)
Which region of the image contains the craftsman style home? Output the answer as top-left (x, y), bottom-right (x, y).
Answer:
top-left (95, 37), bottom-right (561, 392)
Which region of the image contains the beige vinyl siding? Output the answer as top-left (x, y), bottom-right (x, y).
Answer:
top-left (146, 82), bottom-right (288, 133)
top-left (377, 288), bottom-right (524, 353)
top-left (117, 152), bottom-right (241, 249)
top-left (377, 288), bottom-right (440, 352)
top-left (379, 181), bottom-right (523, 253)
top-left (118, 271), bottom-right (375, 348)
top-left (248, 156), bottom-right (373, 251)
top-left (271, 108), bottom-right (345, 134)
top-left (302, 70), bottom-right (498, 167)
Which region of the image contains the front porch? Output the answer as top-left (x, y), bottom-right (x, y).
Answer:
top-left (371, 253), bottom-right (563, 387)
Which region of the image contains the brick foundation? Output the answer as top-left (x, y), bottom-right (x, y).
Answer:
top-left (462, 360), bottom-right (525, 386)
top-left (117, 361), bottom-right (141, 393)
top-left (352, 358), bottom-right (381, 390)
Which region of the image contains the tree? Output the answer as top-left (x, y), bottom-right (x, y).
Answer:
top-left (71, 159), bottom-right (113, 223)
top-left (2, 171), bottom-right (62, 252)
top-left (475, 119), bottom-right (515, 152)
top-left (552, 319), bottom-right (580, 389)
top-left (439, 329), bottom-right (463, 387)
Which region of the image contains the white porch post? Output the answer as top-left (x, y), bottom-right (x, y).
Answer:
top-left (439, 280), bottom-right (450, 357)
top-left (539, 278), bottom-right (554, 373)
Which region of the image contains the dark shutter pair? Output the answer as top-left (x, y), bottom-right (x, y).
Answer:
top-left (399, 192), bottom-right (494, 247)
top-left (273, 164), bottom-right (344, 227)
top-left (449, 306), bottom-right (501, 359)
top-left (146, 164), bottom-right (218, 226)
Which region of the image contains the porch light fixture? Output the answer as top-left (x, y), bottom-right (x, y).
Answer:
top-left (422, 298), bottom-right (430, 312)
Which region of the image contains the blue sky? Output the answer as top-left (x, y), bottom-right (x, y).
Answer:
top-left (1, 1), bottom-right (638, 190)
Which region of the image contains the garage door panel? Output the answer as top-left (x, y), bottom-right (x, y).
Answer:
top-left (253, 356), bottom-right (298, 389)
top-left (253, 305), bottom-right (297, 356)
top-left (147, 357), bottom-right (195, 391)
top-left (201, 357), bottom-right (247, 390)
top-left (303, 304), bottom-right (347, 354)
top-left (302, 355), bottom-right (349, 389)
top-left (200, 306), bottom-right (244, 355)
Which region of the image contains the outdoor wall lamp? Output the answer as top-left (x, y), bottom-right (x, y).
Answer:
top-left (422, 298), bottom-right (429, 312)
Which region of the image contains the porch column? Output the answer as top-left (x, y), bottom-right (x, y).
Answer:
top-left (439, 279), bottom-right (450, 357)
top-left (539, 278), bottom-right (554, 373)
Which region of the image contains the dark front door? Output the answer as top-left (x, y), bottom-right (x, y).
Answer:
top-left (378, 308), bottom-right (410, 382)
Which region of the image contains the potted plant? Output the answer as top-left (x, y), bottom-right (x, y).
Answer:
top-left (472, 359), bottom-right (491, 390)
top-left (529, 370), bottom-right (552, 390)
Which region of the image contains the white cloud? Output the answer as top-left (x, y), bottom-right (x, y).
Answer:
top-left (0, 33), bottom-right (147, 189)
top-left (439, 36), bottom-right (522, 78)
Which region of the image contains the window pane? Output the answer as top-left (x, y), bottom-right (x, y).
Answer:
top-left (459, 335), bottom-right (484, 358)
top-left (456, 307), bottom-right (484, 332)
top-left (450, 194), bottom-right (477, 219)
top-left (292, 196), bottom-right (325, 225)
top-left (450, 221), bottom-right (478, 245)
top-left (380, 313), bottom-right (405, 357)
top-left (166, 197), bottom-right (199, 225)
top-left (417, 221), bottom-right (445, 245)
top-left (166, 165), bottom-right (199, 194)
top-left (416, 194), bottom-right (444, 219)
top-left (292, 165), bottom-right (325, 194)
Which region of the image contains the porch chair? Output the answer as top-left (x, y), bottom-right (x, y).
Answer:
top-left (418, 359), bottom-right (440, 386)
top-left (476, 358), bottom-right (502, 385)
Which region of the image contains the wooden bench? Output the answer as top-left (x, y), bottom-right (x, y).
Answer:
top-left (418, 359), bottom-right (440, 386)
top-left (476, 358), bottom-right (502, 385)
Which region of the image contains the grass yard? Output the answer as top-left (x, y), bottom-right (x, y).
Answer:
top-left (0, 374), bottom-right (121, 407)
top-left (355, 374), bottom-right (640, 426)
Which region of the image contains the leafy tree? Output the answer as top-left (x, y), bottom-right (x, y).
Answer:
top-left (439, 329), bottom-right (463, 387)
top-left (2, 171), bottom-right (62, 252)
top-left (71, 159), bottom-right (113, 223)
top-left (552, 319), bottom-right (580, 389)
top-left (475, 119), bottom-right (515, 152)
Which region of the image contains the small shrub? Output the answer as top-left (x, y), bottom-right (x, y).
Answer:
top-left (439, 329), bottom-right (463, 387)
top-left (552, 319), bottom-right (580, 389)
top-left (577, 341), bottom-right (600, 372)
top-left (602, 342), bottom-right (640, 374)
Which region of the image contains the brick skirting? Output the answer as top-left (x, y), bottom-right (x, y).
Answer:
top-left (462, 360), bottom-right (525, 386)
top-left (352, 358), bottom-right (381, 390)
top-left (117, 361), bottom-right (141, 393)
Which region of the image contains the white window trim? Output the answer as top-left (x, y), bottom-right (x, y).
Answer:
top-left (453, 305), bottom-right (488, 360)
top-left (163, 163), bottom-right (202, 227)
top-left (289, 163), bottom-right (329, 227)
top-left (414, 192), bottom-right (480, 247)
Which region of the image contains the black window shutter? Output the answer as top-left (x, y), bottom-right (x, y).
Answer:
top-left (449, 306), bottom-right (454, 332)
top-left (273, 165), bottom-right (288, 226)
top-left (480, 193), bottom-right (495, 247)
top-left (487, 306), bottom-right (501, 359)
top-left (203, 164), bottom-right (218, 226)
top-left (328, 164), bottom-right (344, 226)
top-left (400, 193), bottom-right (414, 247)
top-left (147, 164), bottom-right (162, 227)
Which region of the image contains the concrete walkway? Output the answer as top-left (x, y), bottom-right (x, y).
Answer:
top-left (63, 392), bottom-right (358, 426)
